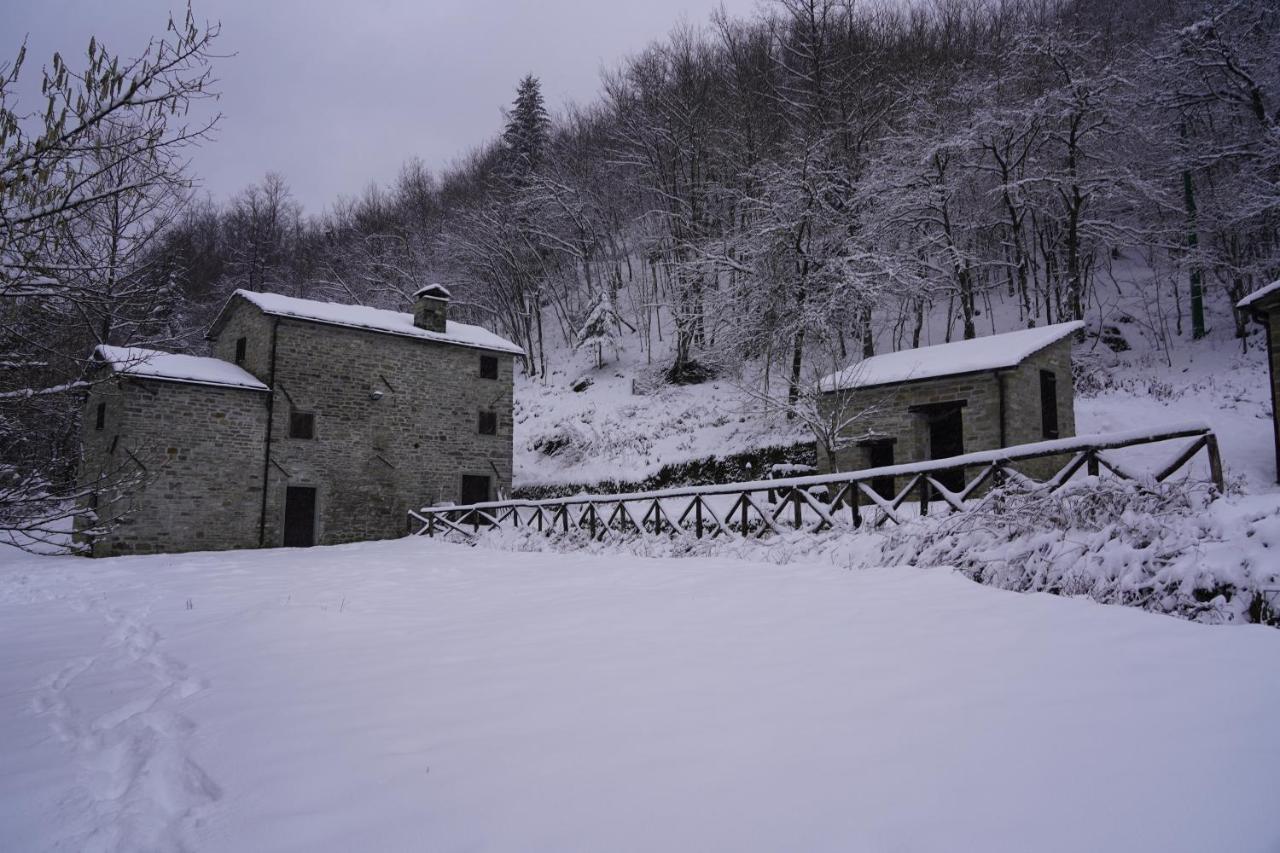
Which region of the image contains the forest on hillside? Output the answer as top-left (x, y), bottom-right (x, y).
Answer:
top-left (2, 0), bottom-right (1279, 530)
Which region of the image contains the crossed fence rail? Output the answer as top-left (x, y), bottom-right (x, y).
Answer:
top-left (410, 423), bottom-right (1223, 542)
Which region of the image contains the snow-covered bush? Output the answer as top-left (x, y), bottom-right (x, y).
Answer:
top-left (880, 479), bottom-right (1278, 625)
top-left (474, 481), bottom-right (1280, 626)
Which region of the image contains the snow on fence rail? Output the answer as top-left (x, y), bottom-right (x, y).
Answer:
top-left (410, 423), bottom-right (1224, 541)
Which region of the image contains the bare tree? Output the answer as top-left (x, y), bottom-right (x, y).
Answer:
top-left (0, 5), bottom-right (220, 548)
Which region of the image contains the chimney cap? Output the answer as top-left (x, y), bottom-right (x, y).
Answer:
top-left (413, 283), bottom-right (451, 301)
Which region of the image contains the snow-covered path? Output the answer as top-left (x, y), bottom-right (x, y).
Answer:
top-left (1, 538), bottom-right (1278, 852)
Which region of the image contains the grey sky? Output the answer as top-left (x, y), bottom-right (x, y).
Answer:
top-left (5, 0), bottom-right (762, 213)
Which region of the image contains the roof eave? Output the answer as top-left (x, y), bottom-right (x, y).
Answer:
top-left (114, 371), bottom-right (269, 393)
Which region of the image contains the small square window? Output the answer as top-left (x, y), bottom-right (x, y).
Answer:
top-left (478, 410), bottom-right (497, 435)
top-left (290, 411), bottom-right (315, 439)
top-left (95, 401), bottom-right (106, 430)
top-left (234, 337), bottom-right (247, 364)
top-left (479, 355), bottom-right (498, 380)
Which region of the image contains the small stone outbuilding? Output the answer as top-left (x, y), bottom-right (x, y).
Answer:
top-left (1239, 280), bottom-right (1280, 483)
top-left (817, 321), bottom-right (1082, 491)
top-left (77, 286), bottom-right (523, 556)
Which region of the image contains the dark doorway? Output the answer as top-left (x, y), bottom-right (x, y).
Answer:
top-left (865, 441), bottom-right (896, 500)
top-left (924, 404), bottom-right (965, 495)
top-left (461, 475), bottom-right (491, 505)
top-left (283, 486), bottom-right (317, 547)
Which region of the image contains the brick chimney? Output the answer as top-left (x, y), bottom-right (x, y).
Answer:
top-left (412, 284), bottom-right (450, 333)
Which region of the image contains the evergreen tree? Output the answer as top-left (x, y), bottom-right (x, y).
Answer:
top-left (501, 75), bottom-right (550, 182)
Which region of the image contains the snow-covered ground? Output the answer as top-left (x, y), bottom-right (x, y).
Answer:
top-left (1076, 340), bottom-right (1275, 491)
top-left (2, 538), bottom-right (1278, 852)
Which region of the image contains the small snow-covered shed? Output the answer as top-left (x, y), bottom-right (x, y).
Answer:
top-left (817, 322), bottom-right (1082, 489)
top-left (1238, 280), bottom-right (1280, 483)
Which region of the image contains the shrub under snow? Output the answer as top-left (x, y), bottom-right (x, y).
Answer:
top-left (878, 478), bottom-right (1279, 625)
top-left (477, 479), bottom-right (1280, 626)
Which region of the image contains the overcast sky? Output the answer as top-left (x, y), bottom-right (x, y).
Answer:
top-left (5, 0), bottom-right (763, 213)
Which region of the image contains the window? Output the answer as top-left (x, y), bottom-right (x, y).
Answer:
top-left (461, 475), bottom-right (491, 505)
top-left (95, 402), bottom-right (106, 430)
top-left (289, 411), bottom-right (315, 439)
top-left (1040, 370), bottom-right (1060, 440)
top-left (479, 355), bottom-right (498, 380)
top-left (234, 337), bottom-right (247, 364)
top-left (478, 410), bottom-right (497, 435)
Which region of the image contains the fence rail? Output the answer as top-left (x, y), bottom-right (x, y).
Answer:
top-left (410, 423), bottom-right (1223, 542)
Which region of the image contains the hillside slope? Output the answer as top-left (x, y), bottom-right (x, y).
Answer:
top-left (514, 260), bottom-right (1274, 494)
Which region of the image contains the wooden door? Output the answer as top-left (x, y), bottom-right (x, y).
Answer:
top-left (283, 486), bottom-right (317, 547)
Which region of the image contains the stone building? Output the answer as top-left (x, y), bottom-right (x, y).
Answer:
top-left (77, 285), bottom-right (522, 556)
top-left (817, 321), bottom-right (1082, 492)
top-left (1239, 280), bottom-right (1280, 483)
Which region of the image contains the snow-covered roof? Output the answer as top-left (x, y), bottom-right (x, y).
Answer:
top-left (94, 345), bottom-right (269, 391)
top-left (212, 290), bottom-right (523, 355)
top-left (820, 321), bottom-right (1084, 392)
top-left (414, 283), bottom-right (451, 300)
top-left (1237, 280), bottom-right (1280, 310)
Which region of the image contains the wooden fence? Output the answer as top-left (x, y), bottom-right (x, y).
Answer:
top-left (410, 423), bottom-right (1223, 542)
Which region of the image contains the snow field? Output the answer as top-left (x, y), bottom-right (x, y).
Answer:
top-left (2, 538), bottom-right (1278, 852)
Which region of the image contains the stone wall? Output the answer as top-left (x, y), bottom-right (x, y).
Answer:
top-left (209, 302), bottom-right (275, 384)
top-left (818, 337), bottom-right (1076, 489)
top-left (77, 375), bottom-right (268, 556)
top-left (1261, 301), bottom-right (1280, 483)
top-left (211, 303), bottom-right (515, 546)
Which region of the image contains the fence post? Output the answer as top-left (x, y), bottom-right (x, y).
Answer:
top-left (920, 476), bottom-right (930, 517)
top-left (1086, 450), bottom-right (1099, 477)
top-left (740, 495), bottom-right (749, 536)
top-left (588, 504), bottom-right (598, 539)
top-left (427, 513), bottom-right (435, 537)
top-left (792, 490), bottom-right (803, 529)
top-left (1205, 434), bottom-right (1225, 491)
top-left (850, 484), bottom-right (861, 529)
top-left (695, 497), bottom-right (704, 538)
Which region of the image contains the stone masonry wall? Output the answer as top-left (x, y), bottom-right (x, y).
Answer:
top-left (209, 302), bottom-right (275, 384)
top-left (820, 372), bottom-right (1001, 495)
top-left (1001, 337), bottom-right (1076, 482)
top-left (77, 375), bottom-right (268, 556)
top-left (1272, 305), bottom-right (1280, 482)
top-left (209, 305), bottom-right (515, 547)
top-left (1257, 300), bottom-right (1280, 483)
